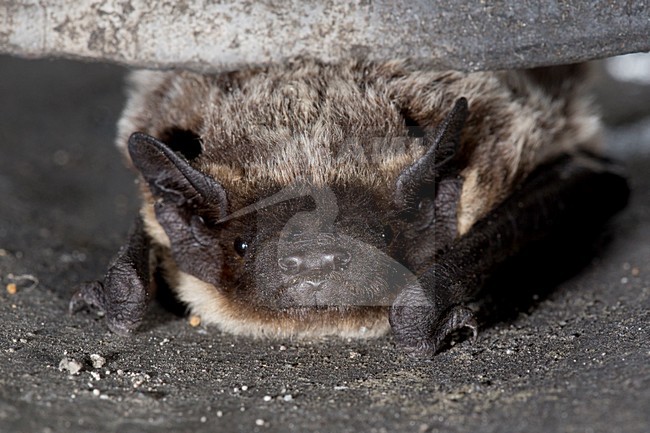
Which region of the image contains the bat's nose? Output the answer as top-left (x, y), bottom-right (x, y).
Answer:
top-left (278, 247), bottom-right (351, 276)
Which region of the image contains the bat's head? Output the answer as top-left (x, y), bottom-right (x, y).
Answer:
top-left (128, 93), bottom-right (469, 337)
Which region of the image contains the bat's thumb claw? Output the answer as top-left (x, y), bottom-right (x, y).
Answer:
top-left (69, 281), bottom-right (106, 315)
top-left (435, 305), bottom-right (478, 348)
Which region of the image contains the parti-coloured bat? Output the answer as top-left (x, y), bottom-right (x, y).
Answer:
top-left (70, 60), bottom-right (628, 356)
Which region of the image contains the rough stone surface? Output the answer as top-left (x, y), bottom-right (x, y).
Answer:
top-left (0, 55), bottom-right (649, 433)
top-left (1, 0), bottom-right (650, 72)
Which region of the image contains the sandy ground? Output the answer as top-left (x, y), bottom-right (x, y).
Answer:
top-left (0, 56), bottom-right (648, 433)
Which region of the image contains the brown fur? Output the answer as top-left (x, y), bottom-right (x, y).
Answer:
top-left (117, 58), bottom-right (600, 338)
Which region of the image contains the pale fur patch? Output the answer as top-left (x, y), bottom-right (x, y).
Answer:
top-left (141, 200), bottom-right (171, 248)
top-left (168, 263), bottom-right (391, 339)
top-left (202, 145), bottom-right (426, 193)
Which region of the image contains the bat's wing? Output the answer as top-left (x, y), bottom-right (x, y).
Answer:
top-left (69, 216), bottom-right (151, 335)
top-left (390, 151), bottom-right (630, 356)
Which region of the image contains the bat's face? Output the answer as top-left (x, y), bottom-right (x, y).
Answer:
top-left (128, 97), bottom-right (469, 335)
top-left (221, 183), bottom-right (411, 312)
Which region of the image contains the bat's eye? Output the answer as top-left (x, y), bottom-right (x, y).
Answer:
top-left (234, 237), bottom-right (249, 257)
top-left (381, 225), bottom-right (394, 244)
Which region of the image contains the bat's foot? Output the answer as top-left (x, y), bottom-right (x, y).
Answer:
top-left (70, 280), bottom-right (144, 335)
top-left (390, 284), bottom-right (477, 357)
top-left (390, 305), bottom-right (438, 356)
top-left (70, 216), bottom-right (152, 335)
top-left (69, 278), bottom-right (144, 335)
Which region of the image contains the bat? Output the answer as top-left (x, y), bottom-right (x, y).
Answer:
top-left (69, 60), bottom-right (628, 356)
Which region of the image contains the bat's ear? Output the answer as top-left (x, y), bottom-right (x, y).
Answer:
top-left (128, 132), bottom-right (227, 286)
top-left (395, 97), bottom-right (468, 206)
top-left (128, 132), bottom-right (228, 220)
top-left (394, 98), bottom-right (469, 262)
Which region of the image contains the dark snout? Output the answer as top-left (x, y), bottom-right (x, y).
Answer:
top-left (278, 245), bottom-right (351, 276)
top-left (276, 235), bottom-right (353, 306)
top-left (252, 227), bottom-right (414, 308)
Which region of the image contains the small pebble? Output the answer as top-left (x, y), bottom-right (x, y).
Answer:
top-left (90, 354), bottom-right (106, 369)
top-left (241, 385), bottom-right (248, 391)
top-left (255, 419), bottom-right (265, 426)
top-left (53, 150), bottom-right (70, 166)
top-left (631, 267), bottom-right (640, 277)
top-left (131, 374), bottom-right (149, 388)
top-left (92, 389), bottom-right (100, 397)
top-left (6, 283), bottom-right (17, 295)
top-left (200, 416), bottom-right (207, 423)
top-left (189, 315), bottom-right (202, 327)
top-left (59, 358), bottom-right (83, 375)
top-left (263, 395), bottom-right (272, 402)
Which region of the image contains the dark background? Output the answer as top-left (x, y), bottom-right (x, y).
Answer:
top-left (0, 55), bottom-right (648, 433)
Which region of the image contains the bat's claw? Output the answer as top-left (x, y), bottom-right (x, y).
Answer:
top-left (436, 305), bottom-right (478, 347)
top-left (69, 280), bottom-right (106, 315)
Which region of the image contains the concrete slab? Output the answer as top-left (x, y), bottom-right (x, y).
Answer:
top-left (2, 1), bottom-right (650, 72)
